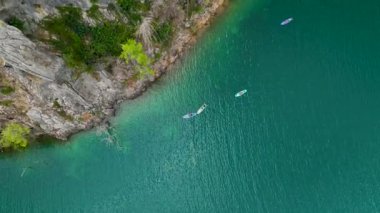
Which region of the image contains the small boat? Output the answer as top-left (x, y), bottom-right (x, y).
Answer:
top-left (183, 112), bottom-right (197, 119)
top-left (235, 89), bottom-right (247, 97)
top-left (196, 103), bottom-right (208, 114)
top-left (281, 17), bottom-right (293, 26)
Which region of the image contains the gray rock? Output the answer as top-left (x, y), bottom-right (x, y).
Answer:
top-left (0, 22), bottom-right (62, 81)
top-left (27, 107), bottom-right (81, 138)
top-left (73, 72), bottom-right (121, 108)
top-left (0, 21), bottom-right (122, 139)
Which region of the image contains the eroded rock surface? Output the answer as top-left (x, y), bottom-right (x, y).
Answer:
top-left (0, 22), bottom-right (123, 138)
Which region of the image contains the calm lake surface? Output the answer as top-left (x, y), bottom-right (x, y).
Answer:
top-left (2, 0), bottom-right (380, 212)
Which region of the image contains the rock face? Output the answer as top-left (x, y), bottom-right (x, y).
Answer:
top-left (0, 22), bottom-right (62, 80)
top-left (0, 21), bottom-right (124, 138)
top-left (0, 0), bottom-right (226, 139)
top-left (1, 0), bottom-right (89, 21)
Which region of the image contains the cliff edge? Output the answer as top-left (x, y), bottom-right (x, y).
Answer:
top-left (0, 0), bottom-right (225, 141)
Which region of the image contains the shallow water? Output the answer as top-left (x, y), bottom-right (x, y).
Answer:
top-left (2, 0), bottom-right (380, 212)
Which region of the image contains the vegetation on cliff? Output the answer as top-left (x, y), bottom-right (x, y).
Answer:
top-left (0, 86), bottom-right (15, 95)
top-left (38, 0), bottom-right (204, 76)
top-left (153, 22), bottom-right (174, 47)
top-left (41, 5), bottom-right (135, 73)
top-left (0, 123), bottom-right (30, 150)
top-left (120, 39), bottom-right (154, 76)
top-left (0, 80), bottom-right (15, 107)
top-left (117, 0), bottom-right (149, 25)
top-left (5, 16), bottom-right (25, 32)
top-left (0, 0), bottom-right (218, 149)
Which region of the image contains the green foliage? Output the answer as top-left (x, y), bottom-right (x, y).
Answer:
top-left (0, 86), bottom-right (15, 95)
top-left (183, 0), bottom-right (203, 17)
top-left (87, 4), bottom-right (102, 21)
top-left (120, 39), bottom-right (147, 65)
top-left (6, 16), bottom-right (25, 32)
top-left (53, 100), bottom-right (61, 108)
top-left (120, 39), bottom-right (154, 76)
top-left (57, 110), bottom-right (74, 121)
top-left (107, 3), bottom-right (116, 11)
top-left (52, 99), bottom-right (73, 120)
top-left (193, 4), bottom-right (203, 13)
top-left (116, 0), bottom-right (150, 25)
top-left (0, 100), bottom-right (13, 107)
top-left (0, 123), bottom-right (30, 149)
top-left (154, 22), bottom-right (174, 46)
top-left (117, 0), bottom-right (136, 11)
top-left (41, 5), bottom-right (134, 74)
top-left (42, 6), bottom-right (90, 71)
top-left (90, 22), bottom-right (134, 56)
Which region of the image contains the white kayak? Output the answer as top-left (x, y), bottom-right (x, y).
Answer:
top-left (235, 89), bottom-right (247, 97)
top-left (183, 112), bottom-right (197, 119)
top-left (281, 17), bottom-right (293, 26)
top-left (196, 103), bottom-right (208, 114)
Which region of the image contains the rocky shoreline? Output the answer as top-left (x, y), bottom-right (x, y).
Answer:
top-left (119, 0), bottom-right (227, 100)
top-left (0, 0), bottom-right (227, 142)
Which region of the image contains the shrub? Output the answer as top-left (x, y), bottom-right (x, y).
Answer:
top-left (0, 86), bottom-right (15, 95)
top-left (53, 99), bottom-right (61, 108)
top-left (116, 0), bottom-right (151, 25)
top-left (183, 0), bottom-right (203, 17)
top-left (0, 123), bottom-right (30, 149)
top-left (107, 3), bottom-right (116, 11)
top-left (57, 110), bottom-right (74, 121)
top-left (41, 5), bottom-right (134, 74)
top-left (120, 39), bottom-right (154, 76)
top-left (42, 6), bottom-right (91, 71)
top-left (153, 22), bottom-right (174, 46)
top-left (87, 4), bottom-right (102, 21)
top-left (0, 100), bottom-right (13, 107)
top-left (90, 22), bottom-right (134, 57)
top-left (6, 16), bottom-right (25, 32)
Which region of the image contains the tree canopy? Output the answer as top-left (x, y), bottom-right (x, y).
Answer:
top-left (0, 123), bottom-right (30, 150)
top-left (120, 39), bottom-right (154, 76)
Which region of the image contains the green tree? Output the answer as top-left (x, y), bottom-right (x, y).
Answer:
top-left (120, 39), bottom-right (154, 76)
top-left (0, 123), bottom-right (30, 149)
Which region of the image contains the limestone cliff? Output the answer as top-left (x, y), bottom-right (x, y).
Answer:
top-left (0, 0), bottom-right (225, 140)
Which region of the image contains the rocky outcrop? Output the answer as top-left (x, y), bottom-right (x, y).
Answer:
top-left (0, 0), bottom-right (226, 140)
top-left (0, 21), bottom-right (123, 138)
top-left (0, 22), bottom-right (62, 80)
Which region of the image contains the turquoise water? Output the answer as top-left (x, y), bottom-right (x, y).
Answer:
top-left (2, 0), bottom-right (380, 212)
